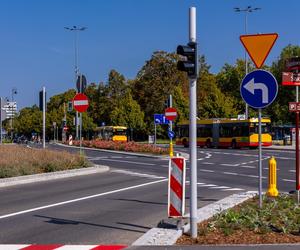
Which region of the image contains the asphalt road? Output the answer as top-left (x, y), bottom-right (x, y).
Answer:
top-left (0, 143), bottom-right (297, 246)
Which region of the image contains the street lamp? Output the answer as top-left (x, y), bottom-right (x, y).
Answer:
top-left (11, 88), bottom-right (17, 140)
top-left (64, 25), bottom-right (87, 139)
top-left (234, 6), bottom-right (261, 119)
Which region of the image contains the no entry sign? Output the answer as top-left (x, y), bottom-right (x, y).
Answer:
top-left (73, 93), bottom-right (89, 112)
top-left (165, 107), bottom-right (177, 121)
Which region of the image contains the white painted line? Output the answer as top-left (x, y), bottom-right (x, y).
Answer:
top-left (222, 188), bottom-right (244, 191)
top-left (283, 179), bottom-right (295, 182)
top-left (202, 162), bottom-right (213, 165)
top-left (240, 166), bottom-right (256, 169)
top-left (0, 179), bottom-right (167, 220)
top-left (199, 184), bottom-right (217, 187)
top-left (221, 164), bottom-right (239, 167)
top-left (0, 245), bottom-right (30, 250)
top-left (199, 169), bottom-right (215, 173)
top-left (100, 158), bottom-right (155, 166)
top-left (111, 169), bottom-right (165, 179)
top-left (223, 172), bottom-right (238, 175)
top-left (289, 170), bottom-right (296, 173)
top-left (209, 186), bottom-right (230, 189)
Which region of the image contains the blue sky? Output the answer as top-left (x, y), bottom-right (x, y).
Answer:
top-left (1, 0), bottom-right (300, 109)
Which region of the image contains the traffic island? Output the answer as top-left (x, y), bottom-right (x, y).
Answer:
top-left (177, 193), bottom-right (300, 245)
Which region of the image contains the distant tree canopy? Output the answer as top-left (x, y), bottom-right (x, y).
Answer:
top-left (10, 44), bottom-right (299, 139)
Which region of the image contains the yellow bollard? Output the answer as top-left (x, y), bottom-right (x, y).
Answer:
top-left (170, 140), bottom-right (174, 157)
top-left (267, 156), bottom-right (279, 197)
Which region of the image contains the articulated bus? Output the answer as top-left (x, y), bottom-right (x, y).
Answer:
top-left (176, 118), bottom-right (272, 148)
top-left (94, 126), bottom-right (127, 142)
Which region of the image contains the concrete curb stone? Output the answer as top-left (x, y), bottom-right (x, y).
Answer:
top-left (132, 191), bottom-right (257, 246)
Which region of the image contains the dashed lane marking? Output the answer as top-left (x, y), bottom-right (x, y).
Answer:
top-left (185, 181), bottom-right (244, 192)
top-left (283, 179), bottom-right (295, 182)
top-left (95, 158), bottom-right (156, 166)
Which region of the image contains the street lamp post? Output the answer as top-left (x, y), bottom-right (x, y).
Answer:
top-left (11, 88), bottom-right (17, 140)
top-left (64, 26), bottom-right (87, 140)
top-left (234, 6), bottom-right (261, 119)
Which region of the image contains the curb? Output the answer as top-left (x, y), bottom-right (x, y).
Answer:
top-left (54, 142), bottom-right (170, 159)
top-left (132, 191), bottom-right (257, 246)
top-left (0, 165), bottom-right (109, 188)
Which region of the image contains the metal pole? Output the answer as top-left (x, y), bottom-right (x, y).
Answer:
top-left (79, 74), bottom-right (83, 155)
top-left (42, 87), bottom-right (46, 149)
top-left (75, 29), bottom-right (79, 140)
top-left (154, 123), bottom-right (156, 145)
top-left (296, 86), bottom-right (300, 203)
top-left (245, 11), bottom-right (249, 119)
top-left (169, 94), bottom-right (173, 157)
top-left (258, 108), bottom-right (262, 208)
top-left (189, 6), bottom-right (198, 239)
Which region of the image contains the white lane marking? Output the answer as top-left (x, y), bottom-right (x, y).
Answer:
top-left (223, 172), bottom-right (238, 175)
top-left (289, 170), bottom-right (296, 173)
top-left (199, 169), bottom-right (215, 173)
top-left (0, 245), bottom-right (30, 250)
top-left (210, 186), bottom-right (230, 189)
top-left (98, 158), bottom-right (155, 166)
top-left (222, 188), bottom-right (244, 191)
top-left (240, 165), bottom-right (256, 169)
top-left (0, 179), bottom-right (167, 220)
top-left (221, 164), bottom-right (239, 167)
top-left (202, 162), bottom-right (213, 165)
top-left (283, 179), bottom-right (295, 182)
top-left (199, 184), bottom-right (217, 187)
top-left (111, 169), bottom-right (165, 179)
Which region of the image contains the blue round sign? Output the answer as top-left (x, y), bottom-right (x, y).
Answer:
top-left (240, 69), bottom-right (278, 109)
top-left (168, 130), bottom-right (175, 139)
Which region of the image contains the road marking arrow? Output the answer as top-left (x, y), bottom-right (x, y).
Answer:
top-left (244, 78), bottom-right (269, 103)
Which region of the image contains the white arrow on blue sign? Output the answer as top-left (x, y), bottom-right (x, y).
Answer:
top-left (168, 130), bottom-right (175, 139)
top-left (240, 69), bottom-right (278, 109)
top-left (154, 114), bottom-right (169, 124)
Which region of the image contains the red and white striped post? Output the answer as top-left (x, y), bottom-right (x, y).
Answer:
top-left (168, 156), bottom-right (186, 217)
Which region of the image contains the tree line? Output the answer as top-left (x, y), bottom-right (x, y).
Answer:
top-left (5, 44), bottom-right (300, 140)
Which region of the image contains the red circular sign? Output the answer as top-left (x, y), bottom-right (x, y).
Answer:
top-left (165, 107), bottom-right (177, 121)
top-left (73, 93), bottom-right (89, 112)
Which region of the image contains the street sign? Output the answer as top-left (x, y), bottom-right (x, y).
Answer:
top-left (286, 57), bottom-right (300, 72)
top-left (165, 107), bottom-right (177, 121)
top-left (73, 93), bottom-right (89, 112)
top-left (282, 72), bottom-right (300, 86)
top-left (76, 74), bottom-right (87, 93)
top-left (154, 114), bottom-right (169, 124)
top-left (168, 130), bottom-right (175, 139)
top-left (240, 69), bottom-right (278, 109)
top-left (240, 33), bottom-right (278, 69)
top-left (289, 102), bottom-right (300, 112)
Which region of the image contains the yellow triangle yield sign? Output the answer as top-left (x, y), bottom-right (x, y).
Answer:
top-left (240, 33), bottom-right (278, 69)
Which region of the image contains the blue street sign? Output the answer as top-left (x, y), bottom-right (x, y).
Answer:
top-left (154, 114), bottom-right (169, 124)
top-left (168, 130), bottom-right (175, 139)
top-left (240, 69), bottom-right (278, 109)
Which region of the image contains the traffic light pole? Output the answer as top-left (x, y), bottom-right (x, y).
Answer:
top-left (189, 6), bottom-right (198, 239)
top-left (169, 95), bottom-right (174, 157)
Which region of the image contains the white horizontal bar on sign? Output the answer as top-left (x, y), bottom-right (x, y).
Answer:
top-left (165, 112), bottom-right (177, 116)
top-left (74, 100), bottom-right (88, 106)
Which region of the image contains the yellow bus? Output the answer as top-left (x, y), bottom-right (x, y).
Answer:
top-left (176, 118), bottom-right (272, 148)
top-left (95, 126), bottom-right (127, 142)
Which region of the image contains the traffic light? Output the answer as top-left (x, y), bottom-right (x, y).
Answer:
top-left (176, 42), bottom-right (197, 78)
top-left (39, 90), bottom-right (46, 111)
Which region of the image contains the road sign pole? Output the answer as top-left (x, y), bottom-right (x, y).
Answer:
top-left (189, 6), bottom-right (198, 239)
top-left (154, 123), bottom-right (156, 145)
top-left (296, 111), bottom-right (300, 202)
top-left (169, 95), bottom-right (173, 157)
top-left (258, 108), bottom-right (262, 208)
top-left (80, 112), bottom-right (83, 155)
top-left (43, 87), bottom-right (46, 149)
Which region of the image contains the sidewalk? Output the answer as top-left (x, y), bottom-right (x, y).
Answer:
top-left (264, 144), bottom-right (295, 151)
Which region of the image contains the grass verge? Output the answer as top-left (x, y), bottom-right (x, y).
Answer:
top-left (0, 145), bottom-right (91, 178)
top-left (177, 194), bottom-right (300, 245)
